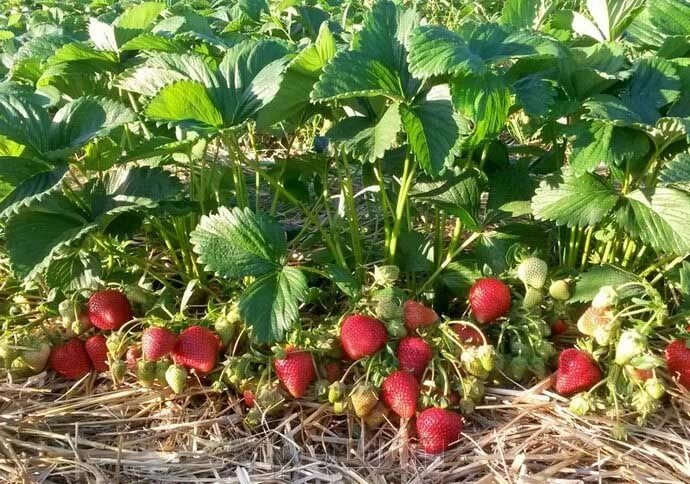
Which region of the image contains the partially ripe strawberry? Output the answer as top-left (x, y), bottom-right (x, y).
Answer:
top-left (324, 361), bottom-right (343, 383)
top-left (452, 323), bottom-right (483, 346)
top-left (85, 334), bottom-right (109, 372)
top-left (577, 306), bottom-right (612, 336)
top-left (50, 338), bottom-right (92, 380)
top-left (396, 336), bottom-right (432, 379)
top-left (87, 290), bottom-right (133, 330)
top-left (403, 300), bottom-right (438, 330)
top-left (554, 349), bottom-right (601, 396)
top-left (274, 349), bottom-right (316, 398)
top-left (381, 370), bottom-right (419, 418)
top-left (126, 346), bottom-right (141, 369)
top-left (142, 327), bottom-right (177, 361)
top-left (627, 367), bottom-right (653, 383)
top-left (468, 278), bottom-right (511, 324)
top-left (340, 314), bottom-right (387, 360)
top-left (416, 407), bottom-right (463, 454)
top-left (172, 326), bottom-right (219, 373)
top-left (550, 319), bottom-right (568, 336)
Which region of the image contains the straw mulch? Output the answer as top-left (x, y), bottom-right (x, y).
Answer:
top-left (2, 374), bottom-right (690, 484)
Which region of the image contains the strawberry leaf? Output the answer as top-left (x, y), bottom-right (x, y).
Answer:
top-left (239, 266), bottom-right (308, 343)
top-left (190, 206), bottom-right (286, 279)
top-left (531, 170), bottom-right (619, 227)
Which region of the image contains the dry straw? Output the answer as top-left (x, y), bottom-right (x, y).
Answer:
top-left (1, 373), bottom-right (690, 483)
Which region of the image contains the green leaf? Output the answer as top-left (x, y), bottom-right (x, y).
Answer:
top-left (114, 2), bottom-right (166, 47)
top-left (0, 95), bottom-right (50, 154)
top-left (257, 22), bottom-right (336, 128)
top-left (407, 25), bottom-right (484, 78)
top-left (215, 39), bottom-right (290, 125)
top-left (531, 170), bottom-right (619, 227)
top-left (622, 187), bottom-right (690, 254)
top-left (116, 53), bottom-right (217, 96)
top-left (326, 104), bottom-right (401, 163)
top-left (659, 153), bottom-right (690, 191)
top-left (119, 33), bottom-right (183, 53)
top-left (103, 166), bottom-right (182, 204)
top-left (501, 0), bottom-right (550, 30)
top-left (401, 86), bottom-right (468, 176)
top-left (239, 266), bottom-right (307, 343)
top-left (583, 94), bottom-right (644, 125)
top-left (440, 261), bottom-right (482, 296)
top-left (0, 157), bottom-right (68, 217)
top-left (571, 264), bottom-right (641, 302)
top-left (47, 96), bottom-right (137, 159)
top-left (451, 72), bottom-right (511, 145)
top-left (411, 169), bottom-right (483, 227)
top-left (190, 206), bottom-right (286, 279)
top-left (88, 18), bottom-right (119, 52)
top-left (621, 57), bottom-right (681, 124)
top-left (45, 252), bottom-right (100, 291)
top-left (567, 122), bottom-right (650, 175)
top-left (146, 80), bottom-right (223, 130)
top-left (5, 194), bottom-right (97, 279)
top-left (627, 0), bottom-right (690, 47)
top-left (312, 1), bottom-right (418, 101)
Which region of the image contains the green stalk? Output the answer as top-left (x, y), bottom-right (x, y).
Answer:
top-left (415, 231), bottom-right (482, 297)
top-left (580, 226), bottom-right (594, 269)
top-left (339, 154), bottom-right (364, 276)
top-left (388, 155), bottom-right (416, 263)
top-left (374, 160), bottom-right (392, 252)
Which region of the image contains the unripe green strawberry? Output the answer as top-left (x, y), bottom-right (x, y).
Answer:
top-left (374, 265), bottom-right (400, 286)
top-left (568, 393), bottom-right (594, 416)
top-left (523, 287), bottom-right (543, 309)
top-left (70, 312), bottom-right (93, 335)
top-left (614, 330), bottom-right (646, 365)
top-left (244, 407), bottom-right (262, 428)
top-left (644, 378), bottom-right (665, 400)
top-left (517, 257), bottom-right (548, 289)
top-left (0, 340), bottom-right (17, 363)
top-left (459, 398), bottom-right (475, 414)
top-left (156, 358), bottom-right (171, 382)
top-left (508, 356), bottom-right (528, 381)
top-left (21, 339), bottom-right (50, 372)
top-left (136, 360), bottom-right (156, 387)
top-left (166, 364), bottom-right (188, 394)
top-left (106, 333), bottom-right (127, 359)
top-left (592, 286), bottom-right (618, 309)
top-left (549, 280), bottom-right (571, 301)
top-left (214, 317), bottom-right (235, 348)
top-left (111, 360), bottom-right (127, 383)
top-left (8, 357), bottom-right (34, 378)
top-left (328, 381), bottom-right (346, 403)
top-left (375, 298), bottom-right (403, 321)
top-left (256, 385), bottom-right (283, 410)
top-left (461, 349), bottom-right (488, 378)
top-left (462, 376), bottom-right (485, 402)
top-left (58, 299), bottom-right (80, 320)
top-left (314, 379), bottom-right (330, 401)
top-left (350, 383), bottom-right (379, 418)
top-left (476, 345), bottom-right (495, 372)
top-left (632, 389), bottom-right (657, 417)
top-left (385, 319), bottom-right (407, 338)
top-left (364, 402), bottom-right (388, 427)
top-left (332, 400), bottom-right (348, 414)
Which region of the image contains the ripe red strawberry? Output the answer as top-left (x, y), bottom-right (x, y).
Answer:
top-left (126, 346), bottom-right (141, 369)
top-left (554, 349), bottom-right (601, 396)
top-left (665, 340), bottom-right (690, 388)
top-left (50, 338), bottom-right (92, 380)
top-left (468, 278), bottom-right (511, 323)
top-left (551, 319), bottom-right (568, 336)
top-left (381, 370), bottom-right (419, 418)
top-left (274, 349), bottom-right (316, 398)
top-left (452, 323), bottom-right (483, 346)
top-left (85, 334), bottom-right (109, 372)
top-left (396, 336), bottom-right (432, 379)
top-left (403, 300), bottom-right (439, 330)
top-left (416, 407), bottom-right (464, 454)
top-left (87, 290), bottom-right (133, 330)
top-left (340, 314), bottom-right (387, 360)
top-left (142, 327), bottom-right (177, 361)
top-left (665, 340), bottom-right (690, 374)
top-left (243, 390), bottom-right (255, 407)
top-left (172, 326), bottom-right (219, 373)
top-left (324, 361), bottom-right (343, 383)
